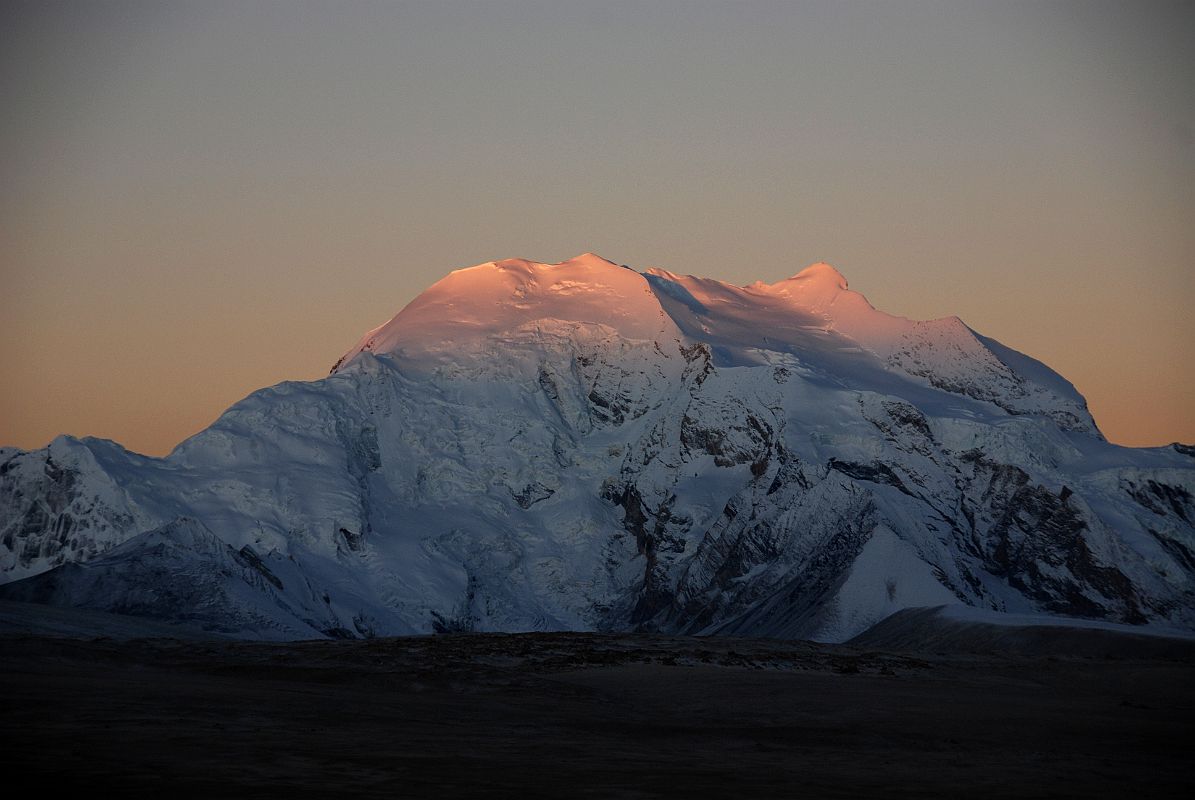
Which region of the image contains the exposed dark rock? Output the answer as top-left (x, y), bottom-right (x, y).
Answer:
top-left (511, 482), bottom-right (554, 509)
top-left (984, 483), bottom-right (1144, 623)
top-left (235, 546), bottom-right (284, 590)
top-left (339, 527), bottom-right (364, 552)
top-left (1124, 479), bottom-right (1193, 523)
top-left (827, 459), bottom-right (914, 497)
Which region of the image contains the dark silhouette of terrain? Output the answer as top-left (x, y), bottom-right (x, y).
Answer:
top-left (2, 601), bottom-right (1192, 798)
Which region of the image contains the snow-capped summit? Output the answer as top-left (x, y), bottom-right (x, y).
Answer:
top-left (2, 253), bottom-right (1192, 642)
top-left (333, 253), bottom-right (680, 370)
top-left (785, 260), bottom-right (850, 289)
top-left (334, 253), bottom-right (1098, 436)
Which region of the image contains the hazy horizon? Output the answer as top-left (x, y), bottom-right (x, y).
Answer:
top-left (2, 0), bottom-right (1192, 455)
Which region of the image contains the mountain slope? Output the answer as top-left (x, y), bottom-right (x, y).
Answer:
top-left (2, 254), bottom-right (1192, 640)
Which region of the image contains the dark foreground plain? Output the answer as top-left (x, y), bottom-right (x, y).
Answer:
top-left (2, 605), bottom-right (1193, 798)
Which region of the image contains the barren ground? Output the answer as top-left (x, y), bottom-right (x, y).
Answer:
top-left (3, 623), bottom-right (1193, 798)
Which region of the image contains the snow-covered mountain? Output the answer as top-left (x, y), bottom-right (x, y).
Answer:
top-left (2, 253), bottom-right (1193, 641)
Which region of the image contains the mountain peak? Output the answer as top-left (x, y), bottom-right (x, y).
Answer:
top-left (8, 251), bottom-right (1166, 650)
top-left (564, 252), bottom-right (618, 267)
top-left (332, 253), bottom-right (680, 367)
top-left (329, 253), bottom-right (1097, 436)
top-left (788, 262), bottom-right (848, 290)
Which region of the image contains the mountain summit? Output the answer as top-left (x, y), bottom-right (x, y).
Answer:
top-left (2, 254), bottom-right (1192, 640)
top-left (786, 261), bottom-right (850, 288)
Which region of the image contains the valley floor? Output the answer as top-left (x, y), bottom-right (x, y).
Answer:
top-left (2, 625), bottom-right (1193, 798)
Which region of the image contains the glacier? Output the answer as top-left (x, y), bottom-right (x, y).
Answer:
top-left (2, 253), bottom-right (1192, 641)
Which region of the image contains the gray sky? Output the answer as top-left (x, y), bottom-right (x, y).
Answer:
top-left (1, 0), bottom-right (1192, 453)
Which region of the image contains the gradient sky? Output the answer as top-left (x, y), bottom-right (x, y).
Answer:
top-left (2, 0), bottom-right (1192, 456)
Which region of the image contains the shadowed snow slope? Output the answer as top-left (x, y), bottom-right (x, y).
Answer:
top-left (2, 254), bottom-right (1192, 641)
